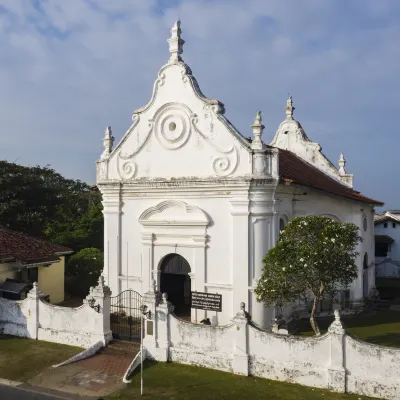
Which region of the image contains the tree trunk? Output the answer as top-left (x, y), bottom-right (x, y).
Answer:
top-left (310, 296), bottom-right (321, 336)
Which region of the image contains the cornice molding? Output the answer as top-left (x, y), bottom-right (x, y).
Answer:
top-left (230, 198), bottom-right (250, 216)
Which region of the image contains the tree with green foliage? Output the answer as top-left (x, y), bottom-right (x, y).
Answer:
top-left (44, 188), bottom-right (104, 251)
top-left (255, 216), bottom-right (362, 335)
top-left (65, 248), bottom-right (104, 297)
top-left (0, 160), bottom-right (103, 251)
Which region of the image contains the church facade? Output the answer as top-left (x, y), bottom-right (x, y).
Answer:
top-left (96, 21), bottom-right (383, 328)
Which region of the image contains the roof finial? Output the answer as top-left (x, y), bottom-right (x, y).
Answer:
top-left (285, 95), bottom-right (295, 120)
top-left (251, 111), bottom-right (264, 150)
top-left (168, 20), bottom-right (185, 63)
top-left (101, 126), bottom-right (114, 160)
top-left (338, 152), bottom-right (346, 174)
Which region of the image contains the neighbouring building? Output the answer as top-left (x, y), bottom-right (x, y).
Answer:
top-left (0, 226), bottom-right (73, 304)
top-left (374, 211), bottom-right (400, 279)
top-left (96, 21), bottom-right (383, 328)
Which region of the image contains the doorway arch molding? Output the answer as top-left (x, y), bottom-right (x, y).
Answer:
top-left (139, 200), bottom-right (209, 320)
top-left (139, 200), bottom-right (210, 226)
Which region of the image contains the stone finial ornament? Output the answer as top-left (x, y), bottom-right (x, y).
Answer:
top-left (162, 292), bottom-right (168, 303)
top-left (251, 111), bottom-right (264, 150)
top-left (98, 274), bottom-right (105, 286)
top-left (328, 309), bottom-right (345, 335)
top-left (101, 126), bottom-right (114, 160)
top-left (235, 302), bottom-right (249, 320)
top-left (338, 152), bottom-right (346, 175)
top-left (88, 273), bottom-right (111, 298)
top-left (285, 95), bottom-right (295, 120)
top-left (150, 278), bottom-right (157, 293)
top-left (168, 20), bottom-right (185, 63)
top-left (28, 281), bottom-right (40, 299)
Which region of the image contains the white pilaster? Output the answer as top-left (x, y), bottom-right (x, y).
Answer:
top-left (193, 240), bottom-right (206, 322)
top-left (249, 187), bottom-right (278, 329)
top-left (141, 232), bottom-right (154, 295)
top-left (101, 186), bottom-right (122, 297)
top-left (230, 198), bottom-right (250, 317)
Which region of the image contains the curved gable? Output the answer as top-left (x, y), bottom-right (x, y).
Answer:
top-left (97, 22), bottom-right (252, 183)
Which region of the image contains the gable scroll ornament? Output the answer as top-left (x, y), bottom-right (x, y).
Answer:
top-left (116, 106), bottom-right (239, 180)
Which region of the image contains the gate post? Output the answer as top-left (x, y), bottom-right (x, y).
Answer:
top-left (86, 274), bottom-right (112, 345)
top-left (26, 282), bottom-right (40, 339)
top-left (327, 310), bottom-right (346, 393)
top-left (155, 293), bottom-right (173, 362)
top-left (142, 279), bottom-right (159, 359)
top-left (233, 302), bottom-right (250, 375)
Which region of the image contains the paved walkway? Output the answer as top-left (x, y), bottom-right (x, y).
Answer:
top-left (29, 341), bottom-right (139, 398)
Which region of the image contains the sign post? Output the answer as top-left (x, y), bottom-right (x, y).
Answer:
top-left (139, 304), bottom-right (151, 396)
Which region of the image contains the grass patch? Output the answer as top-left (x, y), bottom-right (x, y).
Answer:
top-left (296, 310), bottom-right (400, 347)
top-left (0, 334), bottom-right (82, 382)
top-left (107, 361), bottom-right (377, 400)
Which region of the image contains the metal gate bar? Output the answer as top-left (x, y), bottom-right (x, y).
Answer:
top-left (110, 290), bottom-right (142, 342)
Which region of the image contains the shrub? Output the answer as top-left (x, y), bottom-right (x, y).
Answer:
top-left (65, 248), bottom-right (103, 297)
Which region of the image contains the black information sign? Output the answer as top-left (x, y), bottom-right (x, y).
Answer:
top-left (191, 291), bottom-right (222, 312)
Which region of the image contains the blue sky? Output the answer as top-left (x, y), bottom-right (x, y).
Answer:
top-left (0, 0), bottom-right (399, 211)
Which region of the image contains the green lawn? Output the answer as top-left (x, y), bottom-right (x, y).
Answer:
top-left (295, 310), bottom-right (400, 347)
top-left (107, 361), bottom-right (378, 400)
top-left (0, 334), bottom-right (82, 382)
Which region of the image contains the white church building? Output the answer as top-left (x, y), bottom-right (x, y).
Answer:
top-left (96, 21), bottom-right (383, 328)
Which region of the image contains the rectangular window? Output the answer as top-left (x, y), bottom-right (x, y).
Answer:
top-left (393, 223), bottom-right (396, 228)
top-left (384, 223), bottom-right (388, 228)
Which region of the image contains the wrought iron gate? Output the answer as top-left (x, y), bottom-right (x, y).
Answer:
top-left (110, 290), bottom-right (142, 342)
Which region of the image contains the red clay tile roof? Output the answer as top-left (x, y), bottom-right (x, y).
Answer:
top-left (278, 149), bottom-right (384, 206)
top-left (0, 227), bottom-right (73, 265)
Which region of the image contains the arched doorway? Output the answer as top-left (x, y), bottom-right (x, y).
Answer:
top-left (160, 254), bottom-right (191, 317)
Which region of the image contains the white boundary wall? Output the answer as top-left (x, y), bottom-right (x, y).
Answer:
top-left (0, 277), bottom-right (112, 349)
top-left (142, 290), bottom-right (400, 400)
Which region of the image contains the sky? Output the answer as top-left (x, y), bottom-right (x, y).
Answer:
top-left (0, 0), bottom-right (399, 211)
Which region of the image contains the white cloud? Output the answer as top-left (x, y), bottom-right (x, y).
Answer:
top-left (0, 0), bottom-right (398, 208)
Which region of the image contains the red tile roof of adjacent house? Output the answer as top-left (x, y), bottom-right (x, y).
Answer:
top-left (0, 226), bottom-right (73, 265)
top-left (278, 149), bottom-right (384, 206)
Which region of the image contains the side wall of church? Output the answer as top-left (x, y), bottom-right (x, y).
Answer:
top-left (275, 185), bottom-right (375, 305)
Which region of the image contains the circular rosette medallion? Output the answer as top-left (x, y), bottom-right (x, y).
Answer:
top-left (154, 104), bottom-right (192, 150)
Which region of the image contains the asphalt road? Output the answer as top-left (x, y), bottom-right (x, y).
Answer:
top-left (0, 384), bottom-right (100, 400)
